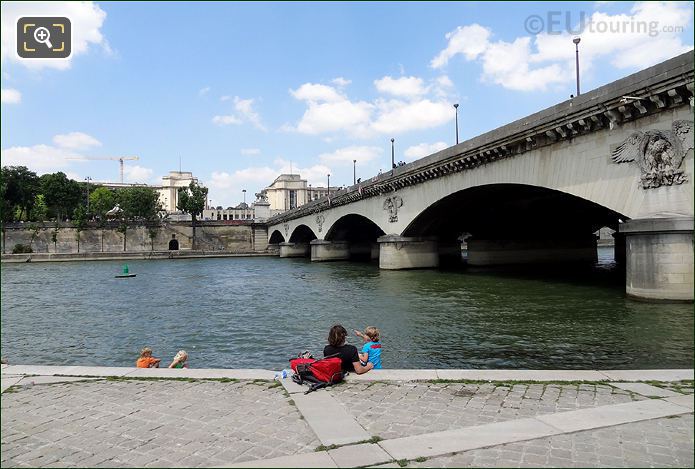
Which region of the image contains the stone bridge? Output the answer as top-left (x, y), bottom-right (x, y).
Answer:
top-left (268, 52), bottom-right (694, 301)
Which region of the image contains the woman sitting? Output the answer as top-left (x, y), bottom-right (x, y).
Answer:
top-left (323, 324), bottom-right (373, 374)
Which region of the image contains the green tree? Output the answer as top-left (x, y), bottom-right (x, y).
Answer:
top-left (40, 172), bottom-right (82, 221)
top-left (2, 166), bottom-right (39, 221)
top-left (27, 223), bottom-right (41, 251)
top-left (177, 181), bottom-right (208, 250)
top-left (117, 221), bottom-right (128, 251)
top-left (118, 186), bottom-right (160, 221)
top-left (71, 205), bottom-right (87, 253)
top-left (51, 223), bottom-right (60, 253)
top-left (89, 187), bottom-right (116, 220)
top-left (29, 194), bottom-right (48, 221)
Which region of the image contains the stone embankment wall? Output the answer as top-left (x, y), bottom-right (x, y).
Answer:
top-left (1, 223), bottom-right (268, 254)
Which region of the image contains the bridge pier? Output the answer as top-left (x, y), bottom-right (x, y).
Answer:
top-left (620, 218), bottom-right (693, 302)
top-left (279, 242), bottom-right (310, 258)
top-left (466, 238), bottom-right (597, 266)
top-left (310, 240), bottom-right (350, 262)
top-left (378, 235), bottom-right (439, 270)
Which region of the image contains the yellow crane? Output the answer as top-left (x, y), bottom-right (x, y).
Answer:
top-left (65, 156), bottom-right (140, 183)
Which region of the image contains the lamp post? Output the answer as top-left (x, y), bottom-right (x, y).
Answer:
top-left (453, 103), bottom-right (459, 145)
top-left (84, 176), bottom-right (92, 213)
top-left (391, 138), bottom-right (395, 169)
top-left (353, 159), bottom-right (357, 185)
top-left (327, 174), bottom-right (330, 195)
top-left (573, 37), bottom-right (581, 96)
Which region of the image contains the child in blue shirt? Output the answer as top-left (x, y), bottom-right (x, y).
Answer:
top-left (354, 326), bottom-right (382, 369)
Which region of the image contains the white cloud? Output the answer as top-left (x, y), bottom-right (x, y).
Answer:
top-left (288, 76), bottom-right (456, 137)
top-left (1, 88), bottom-right (21, 104)
top-left (371, 98), bottom-right (452, 134)
top-left (212, 96), bottom-right (266, 130)
top-left (212, 115), bottom-right (242, 126)
top-left (318, 146), bottom-right (382, 165)
top-left (404, 142), bottom-right (448, 161)
top-left (199, 86), bottom-right (211, 96)
top-left (331, 77), bottom-right (351, 87)
top-left (431, 2), bottom-right (693, 91)
top-left (122, 165), bottom-right (154, 183)
top-left (240, 148), bottom-right (261, 155)
top-left (52, 131), bottom-right (101, 150)
top-left (1, 143), bottom-right (76, 171)
top-left (1, 1), bottom-right (108, 70)
top-left (374, 76), bottom-right (428, 98)
top-left (234, 97), bottom-right (266, 131)
top-left (291, 83), bottom-right (345, 102)
top-left (436, 76), bottom-right (454, 88)
top-left (293, 98), bottom-right (374, 136)
top-left (431, 24), bottom-right (491, 68)
top-left (220, 95), bottom-right (232, 101)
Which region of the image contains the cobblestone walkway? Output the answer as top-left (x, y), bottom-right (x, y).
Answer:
top-left (330, 382), bottom-right (645, 439)
top-left (1, 379), bottom-right (319, 467)
top-left (407, 414), bottom-right (694, 468)
top-left (1, 377), bottom-right (692, 468)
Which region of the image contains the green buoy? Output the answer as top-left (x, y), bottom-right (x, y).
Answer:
top-left (115, 263), bottom-right (136, 278)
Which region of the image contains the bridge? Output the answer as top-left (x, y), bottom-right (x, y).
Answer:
top-left (267, 52), bottom-right (694, 302)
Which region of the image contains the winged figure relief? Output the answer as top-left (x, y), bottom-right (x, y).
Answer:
top-left (611, 120), bottom-right (694, 189)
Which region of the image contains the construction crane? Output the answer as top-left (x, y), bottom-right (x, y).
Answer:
top-left (65, 156), bottom-right (140, 183)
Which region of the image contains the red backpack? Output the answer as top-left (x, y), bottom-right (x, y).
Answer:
top-left (290, 355), bottom-right (344, 393)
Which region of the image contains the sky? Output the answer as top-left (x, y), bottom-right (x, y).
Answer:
top-left (1, 1), bottom-right (693, 207)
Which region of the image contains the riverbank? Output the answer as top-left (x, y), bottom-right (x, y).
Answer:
top-left (2, 365), bottom-right (692, 468)
top-left (0, 250), bottom-right (275, 263)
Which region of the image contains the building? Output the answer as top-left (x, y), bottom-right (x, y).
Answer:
top-left (202, 203), bottom-right (254, 221)
top-left (158, 171), bottom-right (198, 212)
top-left (264, 174), bottom-right (339, 213)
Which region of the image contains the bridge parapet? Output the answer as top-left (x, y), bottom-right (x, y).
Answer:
top-left (268, 51), bottom-right (693, 226)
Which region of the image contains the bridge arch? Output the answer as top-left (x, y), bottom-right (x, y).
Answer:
top-left (268, 230), bottom-right (285, 244)
top-left (402, 183), bottom-right (627, 240)
top-left (289, 224), bottom-right (318, 243)
top-left (324, 213), bottom-right (386, 242)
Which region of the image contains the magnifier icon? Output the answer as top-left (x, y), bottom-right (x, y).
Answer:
top-left (33, 27), bottom-right (53, 49)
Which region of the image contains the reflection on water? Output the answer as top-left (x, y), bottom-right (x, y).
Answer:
top-left (1, 247), bottom-right (692, 370)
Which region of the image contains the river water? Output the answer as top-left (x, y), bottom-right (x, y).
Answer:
top-left (1, 248), bottom-right (692, 370)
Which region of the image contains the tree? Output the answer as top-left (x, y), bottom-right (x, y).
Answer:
top-left (2, 166), bottom-right (39, 221)
top-left (27, 223), bottom-right (41, 251)
top-left (177, 181), bottom-right (208, 250)
top-left (89, 187), bottom-right (116, 220)
top-left (117, 221), bottom-right (128, 251)
top-left (148, 226), bottom-right (158, 251)
top-left (51, 223), bottom-right (60, 253)
top-left (40, 172), bottom-right (82, 221)
top-left (29, 194), bottom-right (48, 221)
top-left (72, 205), bottom-right (87, 253)
top-left (118, 186), bottom-right (160, 221)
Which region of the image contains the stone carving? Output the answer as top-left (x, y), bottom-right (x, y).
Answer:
top-left (316, 214), bottom-right (325, 233)
top-left (383, 195), bottom-right (403, 223)
top-left (611, 120), bottom-right (693, 189)
top-left (255, 190), bottom-right (269, 203)
top-left (283, 223), bottom-right (289, 238)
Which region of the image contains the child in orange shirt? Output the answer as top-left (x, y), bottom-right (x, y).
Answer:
top-left (136, 347), bottom-right (161, 368)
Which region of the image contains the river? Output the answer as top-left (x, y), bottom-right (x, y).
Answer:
top-left (1, 247), bottom-right (692, 370)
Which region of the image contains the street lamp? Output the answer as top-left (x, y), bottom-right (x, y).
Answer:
top-left (353, 159), bottom-right (357, 185)
top-left (573, 37), bottom-right (581, 96)
top-left (84, 177), bottom-right (92, 213)
top-left (391, 138), bottom-right (395, 169)
top-left (453, 104), bottom-right (460, 145)
top-left (327, 174), bottom-right (330, 195)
